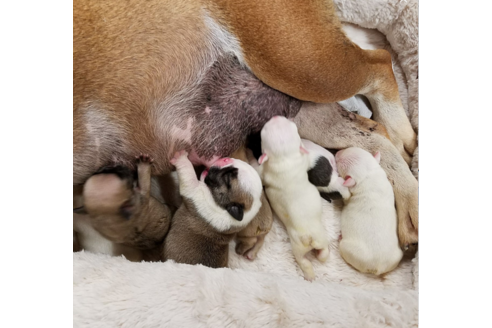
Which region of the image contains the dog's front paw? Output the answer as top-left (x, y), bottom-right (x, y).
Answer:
top-left (388, 128), bottom-right (417, 166)
top-left (394, 173), bottom-right (419, 248)
top-left (170, 150), bottom-right (189, 166)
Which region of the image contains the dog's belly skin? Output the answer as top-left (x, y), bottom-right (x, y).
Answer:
top-left (74, 54), bottom-right (300, 184)
top-left (177, 56), bottom-right (302, 164)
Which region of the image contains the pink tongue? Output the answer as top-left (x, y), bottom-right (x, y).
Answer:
top-left (200, 169), bottom-right (209, 180)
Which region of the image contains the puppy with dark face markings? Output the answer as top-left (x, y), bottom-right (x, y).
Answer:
top-left (230, 146), bottom-right (273, 261)
top-left (74, 155), bottom-right (172, 254)
top-left (162, 150), bottom-right (263, 268)
top-left (303, 139), bottom-right (351, 202)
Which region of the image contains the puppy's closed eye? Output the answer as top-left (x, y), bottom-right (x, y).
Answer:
top-left (226, 203), bottom-right (244, 221)
top-left (120, 201), bottom-right (134, 220)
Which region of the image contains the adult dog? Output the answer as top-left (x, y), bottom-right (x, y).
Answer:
top-left (73, 0), bottom-right (418, 247)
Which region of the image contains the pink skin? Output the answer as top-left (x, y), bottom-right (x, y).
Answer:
top-left (173, 148), bottom-right (234, 181)
top-left (200, 157), bottom-right (234, 181)
top-left (188, 149), bottom-right (221, 167)
top-left (211, 157), bottom-right (234, 168)
top-left (200, 169), bottom-right (209, 181)
top-left (300, 146), bottom-right (309, 154)
top-left (258, 153), bottom-right (268, 164)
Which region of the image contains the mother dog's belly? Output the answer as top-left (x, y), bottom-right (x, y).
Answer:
top-left (74, 55), bottom-right (301, 183)
top-left (165, 55), bottom-right (301, 165)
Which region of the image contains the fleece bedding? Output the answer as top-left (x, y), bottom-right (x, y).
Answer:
top-left (74, 0), bottom-right (419, 326)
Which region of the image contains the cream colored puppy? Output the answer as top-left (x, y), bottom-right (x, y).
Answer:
top-left (255, 116), bottom-right (329, 281)
top-left (336, 147), bottom-right (403, 275)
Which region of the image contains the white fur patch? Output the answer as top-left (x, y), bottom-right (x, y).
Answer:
top-left (170, 116), bottom-right (194, 144)
top-left (337, 23), bottom-right (389, 119)
top-left (82, 106), bottom-right (126, 166)
top-left (202, 10), bottom-right (247, 68)
top-left (73, 214), bottom-right (114, 255)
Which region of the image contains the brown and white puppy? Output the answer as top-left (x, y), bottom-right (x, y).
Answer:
top-left (255, 116), bottom-right (328, 281)
top-left (230, 146), bottom-right (273, 260)
top-left (162, 151), bottom-right (263, 268)
top-left (74, 155), bottom-right (172, 255)
top-left (74, 0), bottom-right (418, 248)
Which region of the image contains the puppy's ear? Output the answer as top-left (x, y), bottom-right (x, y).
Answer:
top-left (373, 151), bottom-right (381, 164)
top-left (342, 176), bottom-right (356, 188)
top-left (258, 153), bottom-right (268, 165)
top-left (73, 206), bottom-right (87, 215)
top-left (300, 142), bottom-right (309, 155)
top-left (226, 204), bottom-right (244, 221)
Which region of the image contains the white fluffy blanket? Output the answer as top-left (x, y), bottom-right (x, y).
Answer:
top-left (74, 1), bottom-right (419, 326)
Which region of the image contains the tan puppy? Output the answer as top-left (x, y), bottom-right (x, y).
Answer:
top-left (74, 155), bottom-right (172, 252)
top-left (73, 186), bottom-right (146, 262)
top-left (162, 151), bottom-right (263, 268)
top-left (74, 0), bottom-right (418, 248)
top-left (230, 146), bottom-right (273, 260)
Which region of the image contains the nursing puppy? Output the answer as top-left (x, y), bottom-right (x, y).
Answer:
top-left (74, 155), bottom-right (172, 252)
top-left (336, 147), bottom-right (403, 275)
top-left (302, 139), bottom-right (351, 202)
top-left (255, 116), bottom-right (328, 281)
top-left (74, 0), bottom-right (419, 249)
top-left (230, 146), bottom-right (273, 260)
top-left (162, 151), bottom-right (263, 268)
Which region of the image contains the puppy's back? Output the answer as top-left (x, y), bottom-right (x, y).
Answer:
top-left (162, 204), bottom-right (231, 268)
top-left (340, 169), bottom-right (402, 275)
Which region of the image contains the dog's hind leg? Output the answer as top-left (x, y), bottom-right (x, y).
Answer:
top-left (292, 102), bottom-right (418, 248)
top-left (210, 0), bottom-right (416, 162)
top-left (356, 49), bottom-right (417, 163)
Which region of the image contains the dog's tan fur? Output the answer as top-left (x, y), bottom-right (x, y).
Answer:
top-left (74, 0), bottom-right (418, 247)
top-left (204, 0), bottom-right (416, 160)
top-left (230, 146), bottom-right (273, 260)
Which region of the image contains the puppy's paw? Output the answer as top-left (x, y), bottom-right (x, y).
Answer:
top-left (136, 153), bottom-right (154, 164)
top-left (389, 130), bottom-right (417, 166)
top-left (315, 248), bottom-right (330, 263)
top-left (170, 150), bottom-right (189, 166)
top-left (235, 240), bottom-right (254, 257)
top-left (303, 271), bottom-right (316, 282)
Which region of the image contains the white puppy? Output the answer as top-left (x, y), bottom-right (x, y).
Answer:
top-left (255, 116), bottom-right (329, 281)
top-left (336, 147), bottom-right (403, 275)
